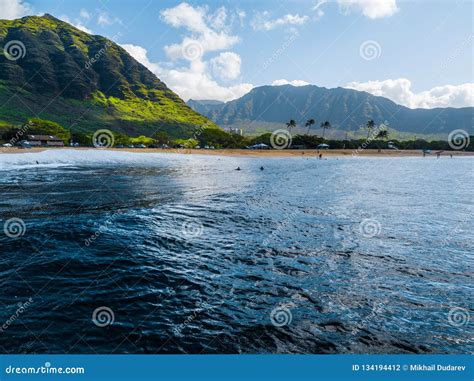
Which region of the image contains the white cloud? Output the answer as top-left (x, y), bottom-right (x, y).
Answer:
top-left (135, 2), bottom-right (252, 102)
top-left (346, 78), bottom-right (474, 108)
top-left (121, 43), bottom-right (252, 102)
top-left (161, 2), bottom-right (239, 61)
top-left (120, 44), bottom-right (161, 74)
top-left (60, 14), bottom-right (93, 34)
top-left (251, 12), bottom-right (309, 31)
top-left (79, 9), bottom-right (90, 20)
top-left (208, 6), bottom-right (227, 30)
top-left (97, 12), bottom-right (121, 26)
top-left (272, 79), bottom-right (310, 87)
top-left (312, 0), bottom-right (327, 20)
top-left (237, 10), bottom-right (246, 26)
top-left (337, 0), bottom-right (398, 19)
top-left (0, 0), bottom-right (30, 19)
top-left (210, 52), bottom-right (241, 80)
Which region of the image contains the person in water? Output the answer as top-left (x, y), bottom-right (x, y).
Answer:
top-left (235, 167), bottom-right (241, 171)
top-left (260, 166), bottom-right (264, 170)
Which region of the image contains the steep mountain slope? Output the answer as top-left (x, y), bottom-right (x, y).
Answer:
top-left (188, 85), bottom-right (473, 136)
top-left (0, 14), bottom-right (217, 137)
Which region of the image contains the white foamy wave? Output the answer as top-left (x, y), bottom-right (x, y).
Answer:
top-left (0, 149), bottom-right (200, 170)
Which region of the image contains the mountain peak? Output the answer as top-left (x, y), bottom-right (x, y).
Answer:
top-left (0, 15), bottom-right (218, 137)
top-left (187, 84), bottom-right (472, 136)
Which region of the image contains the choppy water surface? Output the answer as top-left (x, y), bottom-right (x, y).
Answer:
top-left (0, 150), bottom-right (472, 354)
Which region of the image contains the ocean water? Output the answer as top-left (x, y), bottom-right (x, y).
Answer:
top-left (0, 150), bottom-right (472, 354)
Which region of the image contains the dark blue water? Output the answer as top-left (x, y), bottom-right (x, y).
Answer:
top-left (0, 151), bottom-right (472, 353)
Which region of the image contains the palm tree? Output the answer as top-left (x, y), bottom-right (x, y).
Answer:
top-left (366, 119), bottom-right (376, 139)
top-left (320, 120), bottom-right (331, 139)
top-left (286, 119), bottom-right (296, 134)
top-left (375, 129), bottom-right (388, 150)
top-left (305, 119), bottom-right (315, 135)
top-left (376, 129), bottom-right (388, 140)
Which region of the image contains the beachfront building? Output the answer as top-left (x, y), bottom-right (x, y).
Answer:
top-left (27, 135), bottom-right (65, 147)
top-left (227, 127), bottom-right (243, 136)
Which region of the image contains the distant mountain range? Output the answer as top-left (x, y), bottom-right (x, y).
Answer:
top-left (0, 14), bottom-right (217, 137)
top-left (187, 85), bottom-right (473, 138)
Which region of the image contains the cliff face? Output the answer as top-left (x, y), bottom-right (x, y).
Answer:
top-left (0, 14), bottom-right (218, 137)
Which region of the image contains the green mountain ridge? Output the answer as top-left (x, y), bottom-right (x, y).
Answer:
top-left (187, 85), bottom-right (473, 138)
top-left (0, 14), bottom-right (217, 138)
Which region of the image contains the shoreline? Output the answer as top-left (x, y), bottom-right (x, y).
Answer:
top-left (1, 147), bottom-right (473, 158)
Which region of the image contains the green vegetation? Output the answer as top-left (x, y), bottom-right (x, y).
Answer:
top-left (0, 15), bottom-right (219, 139)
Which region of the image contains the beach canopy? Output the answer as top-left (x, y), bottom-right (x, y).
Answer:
top-left (317, 144), bottom-right (330, 148)
top-left (248, 143), bottom-right (270, 149)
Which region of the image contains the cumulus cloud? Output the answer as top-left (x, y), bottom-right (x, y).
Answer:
top-left (210, 52), bottom-right (241, 80)
top-left (346, 78), bottom-right (474, 108)
top-left (272, 79), bottom-right (310, 87)
top-left (132, 2), bottom-right (253, 102)
top-left (0, 0), bottom-right (30, 19)
top-left (161, 2), bottom-right (239, 61)
top-left (122, 43), bottom-right (252, 101)
top-left (337, 0), bottom-right (398, 19)
top-left (251, 12), bottom-right (309, 31)
top-left (120, 44), bottom-right (161, 74)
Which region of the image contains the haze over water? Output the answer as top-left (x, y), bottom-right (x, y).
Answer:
top-left (0, 151), bottom-right (472, 353)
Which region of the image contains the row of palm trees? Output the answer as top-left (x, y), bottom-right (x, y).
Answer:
top-left (285, 118), bottom-right (389, 140)
top-left (286, 119), bottom-right (332, 139)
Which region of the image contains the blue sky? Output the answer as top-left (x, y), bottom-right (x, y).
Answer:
top-left (3, 0), bottom-right (473, 107)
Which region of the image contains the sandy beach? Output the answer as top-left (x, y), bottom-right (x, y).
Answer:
top-left (1, 147), bottom-right (473, 157)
